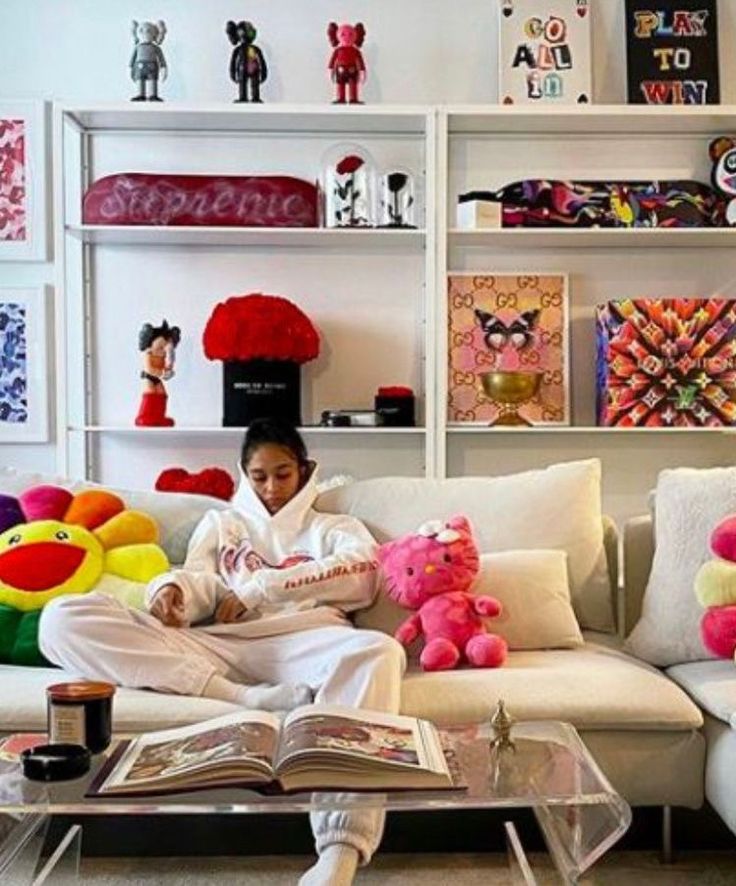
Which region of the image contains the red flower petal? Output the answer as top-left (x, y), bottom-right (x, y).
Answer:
top-left (202, 293), bottom-right (320, 364)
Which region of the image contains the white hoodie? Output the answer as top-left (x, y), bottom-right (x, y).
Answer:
top-left (145, 464), bottom-right (379, 639)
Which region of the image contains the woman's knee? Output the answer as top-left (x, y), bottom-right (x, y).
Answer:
top-left (39, 593), bottom-right (113, 658)
top-left (354, 629), bottom-right (406, 672)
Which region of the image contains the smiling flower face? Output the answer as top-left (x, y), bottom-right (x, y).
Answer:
top-left (0, 486), bottom-right (169, 613)
top-left (0, 520), bottom-right (104, 611)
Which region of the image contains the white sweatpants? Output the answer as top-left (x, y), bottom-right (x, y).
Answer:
top-left (39, 593), bottom-right (406, 864)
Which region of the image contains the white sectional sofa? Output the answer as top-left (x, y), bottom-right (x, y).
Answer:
top-left (625, 515), bottom-right (736, 836)
top-left (0, 459), bottom-right (707, 833)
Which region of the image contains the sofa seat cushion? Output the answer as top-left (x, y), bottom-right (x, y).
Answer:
top-left (667, 660), bottom-right (736, 729)
top-left (0, 644), bottom-right (701, 736)
top-left (400, 643), bottom-right (703, 731)
top-left (0, 664), bottom-right (240, 733)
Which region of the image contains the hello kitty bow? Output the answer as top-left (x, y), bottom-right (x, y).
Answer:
top-left (416, 521), bottom-right (461, 544)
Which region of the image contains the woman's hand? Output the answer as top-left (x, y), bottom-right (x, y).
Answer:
top-left (150, 584), bottom-right (188, 628)
top-left (215, 591), bottom-right (249, 624)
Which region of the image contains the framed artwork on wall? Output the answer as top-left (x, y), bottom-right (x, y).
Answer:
top-left (0, 287), bottom-right (50, 442)
top-left (447, 273), bottom-right (570, 426)
top-left (0, 100), bottom-right (47, 261)
top-left (625, 0), bottom-right (720, 104)
top-left (497, 0), bottom-right (593, 105)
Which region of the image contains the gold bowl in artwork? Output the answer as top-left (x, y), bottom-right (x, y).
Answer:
top-left (479, 370), bottom-right (543, 426)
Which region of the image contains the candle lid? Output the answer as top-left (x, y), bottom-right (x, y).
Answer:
top-left (47, 681), bottom-right (116, 701)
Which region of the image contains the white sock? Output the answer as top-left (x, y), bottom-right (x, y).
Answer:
top-left (202, 674), bottom-right (313, 711)
top-left (298, 844), bottom-right (360, 886)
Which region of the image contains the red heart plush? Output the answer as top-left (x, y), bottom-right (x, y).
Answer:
top-left (155, 467), bottom-right (235, 502)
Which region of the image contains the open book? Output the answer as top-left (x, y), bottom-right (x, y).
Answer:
top-left (88, 704), bottom-right (461, 797)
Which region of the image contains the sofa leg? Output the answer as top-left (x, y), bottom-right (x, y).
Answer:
top-left (660, 805), bottom-right (673, 864)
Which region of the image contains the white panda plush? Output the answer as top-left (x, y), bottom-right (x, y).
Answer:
top-left (710, 137), bottom-right (736, 226)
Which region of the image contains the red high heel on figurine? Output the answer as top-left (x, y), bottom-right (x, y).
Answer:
top-left (135, 320), bottom-right (181, 427)
top-left (327, 22), bottom-right (367, 104)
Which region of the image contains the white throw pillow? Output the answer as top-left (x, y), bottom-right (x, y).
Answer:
top-left (474, 550), bottom-right (583, 650)
top-left (318, 459), bottom-right (613, 632)
top-left (625, 466), bottom-right (736, 666)
top-left (0, 466), bottom-right (226, 565)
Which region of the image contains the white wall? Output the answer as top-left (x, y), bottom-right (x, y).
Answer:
top-left (2, 1), bottom-right (736, 522)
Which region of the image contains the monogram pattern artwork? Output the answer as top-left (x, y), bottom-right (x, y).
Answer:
top-left (0, 120), bottom-right (27, 242)
top-left (448, 274), bottom-right (569, 425)
top-left (596, 299), bottom-right (736, 427)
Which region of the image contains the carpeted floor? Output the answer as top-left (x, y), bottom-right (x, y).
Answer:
top-left (77, 851), bottom-right (736, 884)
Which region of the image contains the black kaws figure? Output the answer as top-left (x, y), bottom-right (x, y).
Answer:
top-left (226, 20), bottom-right (268, 103)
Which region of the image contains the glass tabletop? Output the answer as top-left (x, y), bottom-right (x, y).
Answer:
top-left (0, 720), bottom-right (631, 881)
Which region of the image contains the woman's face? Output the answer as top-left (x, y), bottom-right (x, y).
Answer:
top-left (245, 444), bottom-right (304, 514)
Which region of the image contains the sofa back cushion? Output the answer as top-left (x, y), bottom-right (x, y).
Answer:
top-left (316, 458), bottom-right (614, 632)
top-left (354, 546), bottom-right (584, 649)
top-left (625, 466), bottom-right (736, 666)
top-left (0, 467), bottom-right (227, 566)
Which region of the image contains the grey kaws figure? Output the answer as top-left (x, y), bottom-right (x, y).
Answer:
top-left (130, 20), bottom-right (168, 102)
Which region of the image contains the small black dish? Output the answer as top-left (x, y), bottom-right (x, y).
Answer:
top-left (21, 743), bottom-right (92, 782)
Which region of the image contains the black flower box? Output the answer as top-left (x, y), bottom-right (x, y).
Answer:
top-left (223, 359), bottom-right (301, 427)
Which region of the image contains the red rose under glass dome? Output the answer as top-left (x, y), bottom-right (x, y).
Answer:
top-left (202, 293), bottom-right (320, 365)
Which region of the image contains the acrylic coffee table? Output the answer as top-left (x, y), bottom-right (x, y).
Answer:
top-left (0, 719), bottom-right (630, 885)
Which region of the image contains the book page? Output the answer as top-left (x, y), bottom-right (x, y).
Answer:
top-left (99, 711), bottom-right (281, 793)
top-left (277, 705), bottom-right (447, 775)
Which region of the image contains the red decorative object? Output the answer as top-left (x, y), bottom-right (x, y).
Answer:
top-left (336, 155), bottom-right (364, 176)
top-left (203, 293), bottom-right (320, 427)
top-left (203, 293), bottom-right (320, 364)
top-left (155, 467), bottom-right (235, 501)
top-left (375, 385), bottom-right (415, 426)
top-left (377, 385), bottom-right (413, 398)
top-left (83, 174), bottom-right (319, 228)
top-left (327, 22), bottom-right (367, 104)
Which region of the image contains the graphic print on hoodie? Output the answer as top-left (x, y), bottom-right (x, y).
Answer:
top-left (146, 464), bottom-right (379, 638)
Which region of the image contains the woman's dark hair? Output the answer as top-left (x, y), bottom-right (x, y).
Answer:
top-left (241, 418), bottom-right (309, 469)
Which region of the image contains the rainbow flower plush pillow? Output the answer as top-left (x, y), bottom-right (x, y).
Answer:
top-left (695, 514), bottom-right (736, 661)
top-left (0, 485), bottom-right (169, 666)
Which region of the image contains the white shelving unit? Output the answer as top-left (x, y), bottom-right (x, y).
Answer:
top-left (55, 103), bottom-right (436, 486)
top-left (436, 105), bottom-right (736, 523)
top-left (67, 225), bottom-right (427, 250)
top-left (54, 102), bottom-right (736, 524)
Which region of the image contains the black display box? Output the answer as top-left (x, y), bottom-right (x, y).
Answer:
top-left (374, 391), bottom-right (415, 426)
top-left (223, 360), bottom-right (301, 426)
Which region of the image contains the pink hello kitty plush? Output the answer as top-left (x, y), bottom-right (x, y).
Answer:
top-left (378, 516), bottom-right (507, 671)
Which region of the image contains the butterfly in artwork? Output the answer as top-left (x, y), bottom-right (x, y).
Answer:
top-left (474, 308), bottom-right (540, 351)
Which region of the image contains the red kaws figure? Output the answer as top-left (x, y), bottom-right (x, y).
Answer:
top-left (135, 319), bottom-right (180, 427)
top-left (327, 22), bottom-right (366, 105)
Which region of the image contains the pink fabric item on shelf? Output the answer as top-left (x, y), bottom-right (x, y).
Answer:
top-left (82, 173), bottom-right (319, 228)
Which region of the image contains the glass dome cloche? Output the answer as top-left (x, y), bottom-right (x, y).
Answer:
top-left (320, 142), bottom-right (377, 228)
top-left (379, 166), bottom-right (418, 229)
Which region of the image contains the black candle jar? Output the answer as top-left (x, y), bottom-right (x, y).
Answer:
top-left (47, 681), bottom-right (116, 754)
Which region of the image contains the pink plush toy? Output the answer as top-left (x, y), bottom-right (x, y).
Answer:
top-left (695, 514), bottom-right (736, 659)
top-left (378, 516), bottom-right (507, 671)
